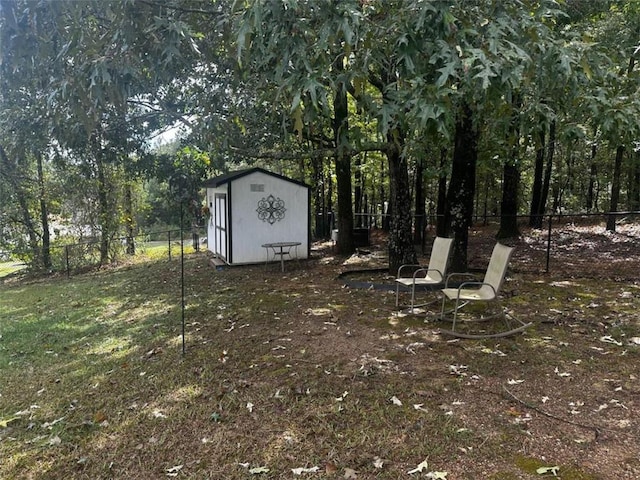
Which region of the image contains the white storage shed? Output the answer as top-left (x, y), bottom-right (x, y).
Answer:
top-left (203, 168), bottom-right (311, 266)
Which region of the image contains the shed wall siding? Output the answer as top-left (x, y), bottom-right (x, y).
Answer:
top-left (230, 171), bottom-right (308, 264)
top-left (205, 171), bottom-right (310, 265)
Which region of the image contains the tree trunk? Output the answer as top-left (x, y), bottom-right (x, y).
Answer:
top-left (333, 54), bottom-right (354, 254)
top-left (436, 148), bottom-right (448, 237)
top-left (381, 154), bottom-right (390, 230)
top-left (540, 120), bottom-right (555, 216)
top-left (586, 131), bottom-right (597, 212)
top-left (387, 131), bottom-right (417, 274)
top-left (326, 162), bottom-right (333, 229)
top-left (498, 95), bottom-right (521, 239)
top-left (311, 157), bottom-right (325, 238)
top-left (529, 129), bottom-right (545, 228)
top-left (354, 154), bottom-right (363, 228)
top-left (607, 57), bottom-right (635, 230)
top-left (606, 145), bottom-right (624, 232)
top-left (36, 151), bottom-right (51, 269)
top-left (413, 158), bottom-right (425, 246)
top-left (96, 152), bottom-right (111, 264)
top-left (630, 151), bottom-right (640, 211)
top-left (124, 182), bottom-right (135, 255)
top-left (0, 145), bottom-right (40, 266)
top-left (497, 160), bottom-right (520, 238)
top-left (445, 102), bottom-right (478, 272)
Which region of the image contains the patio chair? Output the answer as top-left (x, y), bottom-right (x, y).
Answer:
top-left (395, 236), bottom-right (453, 313)
top-left (437, 242), bottom-right (532, 339)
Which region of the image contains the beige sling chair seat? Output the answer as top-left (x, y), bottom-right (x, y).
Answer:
top-left (437, 242), bottom-right (532, 339)
top-left (395, 237), bottom-right (454, 313)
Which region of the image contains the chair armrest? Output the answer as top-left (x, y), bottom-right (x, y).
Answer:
top-left (413, 268), bottom-right (444, 281)
top-left (397, 264), bottom-right (424, 278)
top-left (453, 281), bottom-right (497, 299)
top-left (444, 272), bottom-right (479, 288)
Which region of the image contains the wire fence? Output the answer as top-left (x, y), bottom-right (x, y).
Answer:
top-left (322, 210), bottom-right (640, 277)
top-left (0, 227), bottom-right (206, 279)
top-left (2, 211), bottom-right (640, 280)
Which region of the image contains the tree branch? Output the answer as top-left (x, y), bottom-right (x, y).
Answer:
top-left (228, 142), bottom-right (389, 161)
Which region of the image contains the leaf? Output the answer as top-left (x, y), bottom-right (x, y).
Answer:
top-left (246, 402), bottom-right (254, 413)
top-left (48, 435), bottom-right (62, 446)
top-left (599, 335), bottom-right (622, 346)
top-left (435, 61), bottom-right (457, 88)
top-left (507, 379), bottom-right (524, 385)
top-left (335, 391), bottom-right (349, 402)
top-left (408, 458), bottom-right (429, 474)
top-left (249, 466), bottom-right (270, 474)
top-left (93, 411), bottom-right (107, 423)
top-left (373, 457), bottom-right (384, 469)
top-left (390, 395), bottom-right (402, 406)
top-left (344, 467), bottom-right (358, 478)
top-left (166, 465), bottom-right (183, 477)
top-left (0, 417), bottom-right (19, 428)
top-left (426, 472), bottom-right (448, 479)
top-left (536, 465), bottom-right (560, 476)
top-left (292, 466), bottom-right (320, 475)
top-left (292, 106), bottom-right (303, 141)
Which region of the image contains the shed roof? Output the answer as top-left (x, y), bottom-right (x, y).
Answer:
top-left (203, 167), bottom-right (310, 189)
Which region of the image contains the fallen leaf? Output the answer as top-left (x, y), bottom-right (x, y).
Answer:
top-left (554, 367), bottom-right (571, 377)
top-left (507, 379), bottom-right (525, 385)
top-left (166, 465), bottom-right (183, 477)
top-left (343, 467), bottom-right (357, 478)
top-left (373, 457), bottom-right (384, 469)
top-left (42, 416), bottom-right (65, 429)
top-left (48, 435), bottom-right (61, 446)
top-left (413, 404), bottom-right (428, 412)
top-left (249, 466), bottom-right (270, 474)
top-left (325, 462), bottom-right (338, 474)
top-left (335, 391), bottom-right (349, 402)
top-left (600, 335), bottom-right (622, 346)
top-left (292, 466), bottom-right (320, 475)
top-left (426, 472), bottom-right (448, 479)
top-left (0, 417), bottom-right (19, 428)
top-left (246, 402), bottom-right (254, 413)
top-left (408, 458), bottom-right (429, 474)
top-left (390, 395), bottom-right (402, 406)
top-left (506, 407), bottom-right (523, 416)
top-left (93, 411), bottom-right (107, 423)
top-left (536, 465), bottom-right (559, 476)
top-left (449, 365), bottom-right (468, 376)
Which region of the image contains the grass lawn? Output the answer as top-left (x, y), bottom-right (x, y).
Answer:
top-left (0, 261), bottom-right (26, 278)
top-left (0, 231), bottom-right (639, 479)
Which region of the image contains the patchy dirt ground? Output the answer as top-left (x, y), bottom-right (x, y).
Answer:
top-left (1, 224), bottom-right (639, 479)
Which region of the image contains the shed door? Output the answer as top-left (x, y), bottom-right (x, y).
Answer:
top-left (214, 194), bottom-right (227, 260)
